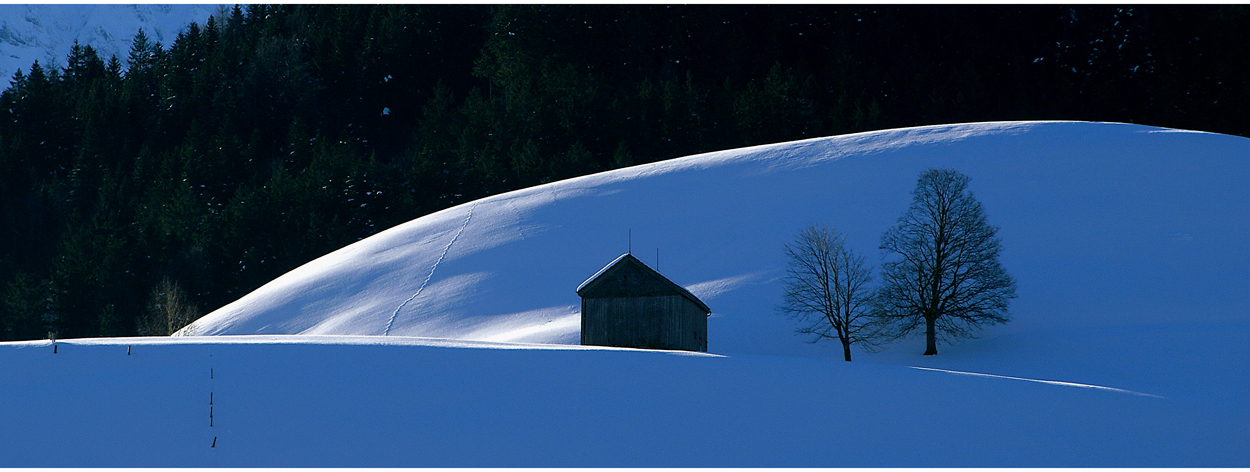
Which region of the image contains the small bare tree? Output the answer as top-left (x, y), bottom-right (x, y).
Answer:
top-left (780, 225), bottom-right (877, 361)
top-left (137, 277), bottom-right (199, 336)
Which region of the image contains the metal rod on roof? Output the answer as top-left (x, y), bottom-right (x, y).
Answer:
top-left (628, 229), bottom-right (632, 254)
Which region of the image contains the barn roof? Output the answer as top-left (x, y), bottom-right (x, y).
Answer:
top-left (576, 253), bottom-right (711, 313)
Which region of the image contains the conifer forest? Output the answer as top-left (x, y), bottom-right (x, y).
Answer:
top-left (2, 5), bottom-right (1247, 340)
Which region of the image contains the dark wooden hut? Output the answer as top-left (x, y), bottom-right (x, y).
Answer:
top-left (576, 253), bottom-right (710, 352)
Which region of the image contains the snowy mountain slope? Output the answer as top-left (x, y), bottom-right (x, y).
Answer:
top-left (0, 4), bottom-right (214, 81)
top-left (179, 120), bottom-right (1250, 419)
top-left (0, 335), bottom-right (1242, 467)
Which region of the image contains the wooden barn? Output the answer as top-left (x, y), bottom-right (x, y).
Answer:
top-left (576, 253), bottom-right (710, 352)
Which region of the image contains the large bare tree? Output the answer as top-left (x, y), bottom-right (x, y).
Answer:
top-left (780, 225), bottom-right (876, 361)
top-left (877, 168), bottom-right (1016, 355)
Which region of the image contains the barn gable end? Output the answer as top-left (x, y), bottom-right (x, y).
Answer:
top-left (577, 253), bottom-right (710, 352)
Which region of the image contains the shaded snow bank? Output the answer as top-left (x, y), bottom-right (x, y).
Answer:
top-left (1, 336), bottom-right (1242, 467)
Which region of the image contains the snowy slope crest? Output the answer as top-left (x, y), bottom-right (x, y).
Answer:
top-left (0, 4), bottom-right (215, 82)
top-left (183, 122), bottom-right (1035, 342)
top-left (183, 120), bottom-right (1249, 366)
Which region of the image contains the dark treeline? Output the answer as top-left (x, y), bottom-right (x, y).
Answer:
top-left (1, 5), bottom-right (1247, 340)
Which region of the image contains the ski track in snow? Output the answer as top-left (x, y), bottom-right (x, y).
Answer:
top-left (384, 203), bottom-right (476, 335)
top-left (908, 366), bottom-right (1165, 398)
top-left (504, 196), bottom-right (527, 241)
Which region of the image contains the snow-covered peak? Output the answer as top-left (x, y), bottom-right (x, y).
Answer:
top-left (0, 4), bottom-right (215, 82)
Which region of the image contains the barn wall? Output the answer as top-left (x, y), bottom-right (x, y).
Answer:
top-left (581, 295), bottom-right (707, 352)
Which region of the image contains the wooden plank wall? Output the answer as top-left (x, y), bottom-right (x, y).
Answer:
top-left (581, 295), bottom-right (707, 352)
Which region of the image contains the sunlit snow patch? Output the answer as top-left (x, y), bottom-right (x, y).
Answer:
top-left (909, 366), bottom-right (1165, 398)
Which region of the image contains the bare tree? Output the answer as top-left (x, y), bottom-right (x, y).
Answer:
top-left (780, 224), bottom-right (877, 361)
top-left (137, 277), bottom-right (199, 336)
top-left (877, 168), bottom-right (1016, 355)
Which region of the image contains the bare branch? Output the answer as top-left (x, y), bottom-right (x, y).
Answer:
top-left (779, 224), bottom-right (878, 361)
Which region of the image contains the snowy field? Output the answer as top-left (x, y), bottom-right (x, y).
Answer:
top-left (1, 334), bottom-right (1240, 467)
top-left (2, 121), bottom-right (1247, 466)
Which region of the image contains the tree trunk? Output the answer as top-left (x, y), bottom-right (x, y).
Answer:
top-left (842, 340), bottom-right (852, 362)
top-left (924, 316), bottom-right (938, 355)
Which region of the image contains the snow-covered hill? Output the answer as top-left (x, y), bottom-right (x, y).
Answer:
top-left (183, 120), bottom-right (1250, 402)
top-left (0, 4), bottom-right (215, 81)
top-left (3, 121), bottom-right (1247, 466)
